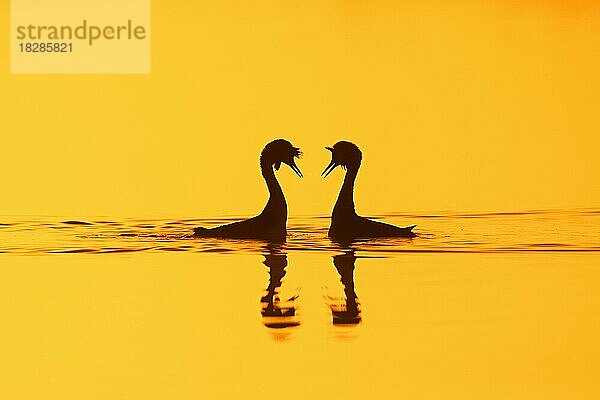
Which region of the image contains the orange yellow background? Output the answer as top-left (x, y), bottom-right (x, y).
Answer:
top-left (1, 0), bottom-right (599, 218)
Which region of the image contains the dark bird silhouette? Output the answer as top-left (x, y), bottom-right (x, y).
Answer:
top-left (194, 139), bottom-right (302, 240)
top-left (322, 141), bottom-right (416, 240)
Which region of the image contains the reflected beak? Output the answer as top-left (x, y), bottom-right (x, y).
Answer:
top-left (288, 160), bottom-right (303, 178)
top-left (321, 160), bottom-right (338, 177)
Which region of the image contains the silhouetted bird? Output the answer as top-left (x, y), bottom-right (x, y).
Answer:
top-left (194, 139), bottom-right (302, 240)
top-left (322, 141), bottom-right (416, 239)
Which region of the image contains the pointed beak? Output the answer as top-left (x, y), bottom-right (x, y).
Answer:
top-left (287, 160), bottom-right (303, 177)
top-left (322, 146), bottom-right (338, 177)
top-left (322, 160), bottom-right (338, 178)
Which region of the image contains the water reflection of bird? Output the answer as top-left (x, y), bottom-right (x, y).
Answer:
top-left (194, 139), bottom-right (302, 240)
top-left (322, 141), bottom-right (416, 240)
top-left (328, 251), bottom-right (361, 325)
top-left (260, 248), bottom-right (300, 329)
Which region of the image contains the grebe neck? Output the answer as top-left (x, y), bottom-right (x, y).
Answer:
top-left (260, 158), bottom-right (286, 214)
top-left (333, 164), bottom-right (359, 217)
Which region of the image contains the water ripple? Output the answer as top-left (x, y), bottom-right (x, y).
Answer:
top-left (0, 209), bottom-right (599, 256)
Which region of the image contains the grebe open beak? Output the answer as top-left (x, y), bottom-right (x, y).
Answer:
top-left (322, 146), bottom-right (338, 177)
top-left (322, 160), bottom-right (338, 177)
top-left (287, 160), bottom-right (303, 177)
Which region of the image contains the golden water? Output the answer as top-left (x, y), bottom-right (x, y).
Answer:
top-left (1, 210), bottom-right (599, 399)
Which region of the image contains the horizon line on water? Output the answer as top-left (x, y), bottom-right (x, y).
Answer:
top-left (0, 206), bottom-right (599, 221)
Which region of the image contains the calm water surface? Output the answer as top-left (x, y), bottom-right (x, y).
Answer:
top-left (1, 210), bottom-right (599, 399)
top-left (1, 209), bottom-right (599, 254)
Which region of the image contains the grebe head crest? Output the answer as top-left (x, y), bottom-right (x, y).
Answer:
top-left (322, 141), bottom-right (362, 177)
top-left (261, 139), bottom-right (303, 177)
